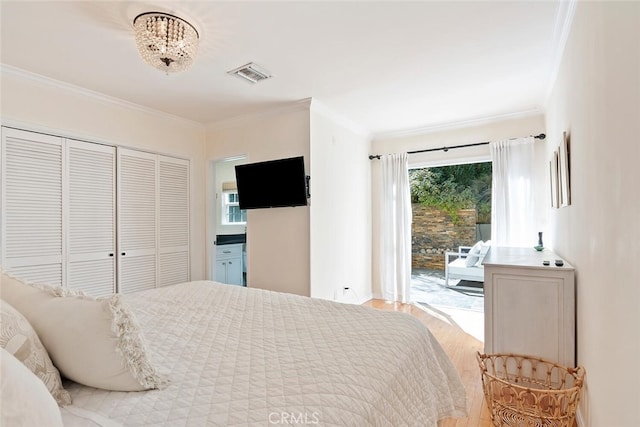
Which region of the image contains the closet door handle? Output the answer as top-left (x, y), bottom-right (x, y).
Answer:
top-left (121, 252), bottom-right (126, 256)
top-left (108, 253), bottom-right (114, 257)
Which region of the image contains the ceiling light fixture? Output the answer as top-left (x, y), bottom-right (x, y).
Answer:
top-left (133, 12), bottom-right (199, 73)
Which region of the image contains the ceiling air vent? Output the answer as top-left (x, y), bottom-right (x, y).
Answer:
top-left (227, 62), bottom-right (272, 84)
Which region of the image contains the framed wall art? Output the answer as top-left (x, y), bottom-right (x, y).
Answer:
top-left (550, 150), bottom-right (560, 208)
top-left (559, 131), bottom-right (571, 207)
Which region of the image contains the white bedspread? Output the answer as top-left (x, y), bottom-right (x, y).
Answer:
top-left (64, 281), bottom-right (467, 426)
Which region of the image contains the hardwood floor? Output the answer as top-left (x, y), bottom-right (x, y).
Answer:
top-left (362, 299), bottom-right (493, 427)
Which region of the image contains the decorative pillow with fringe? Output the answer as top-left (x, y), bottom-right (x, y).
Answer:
top-left (0, 270), bottom-right (168, 391)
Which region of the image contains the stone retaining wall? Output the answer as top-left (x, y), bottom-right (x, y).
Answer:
top-left (412, 205), bottom-right (477, 270)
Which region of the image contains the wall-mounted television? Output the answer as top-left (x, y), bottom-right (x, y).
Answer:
top-left (235, 156), bottom-right (309, 210)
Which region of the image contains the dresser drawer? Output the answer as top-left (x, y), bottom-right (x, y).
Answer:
top-left (216, 244), bottom-right (243, 258)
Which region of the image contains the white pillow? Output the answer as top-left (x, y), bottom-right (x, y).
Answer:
top-left (465, 240), bottom-right (484, 267)
top-left (0, 271), bottom-right (167, 391)
top-left (0, 299), bottom-right (71, 406)
top-left (476, 240), bottom-right (492, 267)
top-left (1, 348), bottom-right (64, 427)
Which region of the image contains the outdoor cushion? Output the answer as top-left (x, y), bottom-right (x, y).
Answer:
top-left (465, 241), bottom-right (484, 267)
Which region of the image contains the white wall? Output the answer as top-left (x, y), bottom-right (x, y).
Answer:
top-left (0, 68), bottom-right (207, 280)
top-left (309, 101), bottom-right (372, 303)
top-left (370, 114), bottom-right (545, 298)
top-left (206, 103), bottom-right (311, 296)
top-left (542, 2), bottom-right (640, 426)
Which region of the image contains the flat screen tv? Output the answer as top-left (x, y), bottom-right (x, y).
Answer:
top-left (235, 156), bottom-right (308, 210)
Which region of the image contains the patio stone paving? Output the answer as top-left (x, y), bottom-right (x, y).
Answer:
top-left (411, 268), bottom-right (484, 312)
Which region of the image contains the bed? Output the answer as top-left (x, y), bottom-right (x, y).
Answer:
top-left (4, 279), bottom-right (468, 426)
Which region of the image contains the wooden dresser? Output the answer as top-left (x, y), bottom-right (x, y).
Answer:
top-left (483, 246), bottom-right (576, 367)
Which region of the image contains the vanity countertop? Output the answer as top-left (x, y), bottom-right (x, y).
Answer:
top-left (216, 234), bottom-right (246, 245)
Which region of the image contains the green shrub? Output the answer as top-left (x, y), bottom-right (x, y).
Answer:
top-left (409, 163), bottom-right (492, 224)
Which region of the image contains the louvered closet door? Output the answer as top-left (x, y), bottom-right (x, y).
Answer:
top-left (158, 155), bottom-right (190, 287)
top-left (117, 148), bottom-right (157, 293)
top-left (66, 140), bottom-right (116, 296)
top-left (1, 128), bottom-right (64, 285)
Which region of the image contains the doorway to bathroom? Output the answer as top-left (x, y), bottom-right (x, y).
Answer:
top-left (209, 156), bottom-right (248, 286)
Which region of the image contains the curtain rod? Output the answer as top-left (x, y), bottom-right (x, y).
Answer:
top-left (368, 133), bottom-right (546, 160)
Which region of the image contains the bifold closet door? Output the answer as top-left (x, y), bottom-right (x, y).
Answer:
top-left (117, 148), bottom-right (157, 293)
top-left (1, 128), bottom-right (64, 285)
top-left (158, 156), bottom-right (190, 287)
top-left (66, 140), bottom-right (116, 296)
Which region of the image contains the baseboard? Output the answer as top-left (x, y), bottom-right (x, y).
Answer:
top-left (333, 290), bottom-right (372, 305)
top-left (367, 292), bottom-right (423, 305)
top-left (356, 293), bottom-right (373, 305)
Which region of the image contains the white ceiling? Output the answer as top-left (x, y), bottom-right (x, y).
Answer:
top-left (0, 1), bottom-right (568, 136)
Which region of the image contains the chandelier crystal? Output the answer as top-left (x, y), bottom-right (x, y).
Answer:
top-left (133, 12), bottom-right (199, 73)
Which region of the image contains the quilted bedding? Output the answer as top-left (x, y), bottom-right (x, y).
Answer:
top-left (63, 281), bottom-right (467, 426)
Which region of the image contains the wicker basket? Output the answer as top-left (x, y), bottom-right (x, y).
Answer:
top-left (477, 352), bottom-right (585, 427)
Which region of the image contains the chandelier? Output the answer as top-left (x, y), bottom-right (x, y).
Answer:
top-left (133, 12), bottom-right (199, 73)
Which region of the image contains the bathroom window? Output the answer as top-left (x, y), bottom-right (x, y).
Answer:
top-left (222, 191), bottom-right (247, 224)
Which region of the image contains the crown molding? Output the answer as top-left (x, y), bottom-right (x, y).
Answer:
top-left (309, 99), bottom-right (371, 139)
top-left (0, 63), bottom-right (204, 129)
top-left (544, 0), bottom-right (578, 106)
top-left (372, 108), bottom-right (544, 141)
top-left (206, 97), bottom-right (372, 138)
top-left (205, 98), bottom-right (313, 132)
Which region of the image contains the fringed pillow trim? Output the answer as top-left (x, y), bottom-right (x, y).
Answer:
top-left (108, 295), bottom-right (169, 390)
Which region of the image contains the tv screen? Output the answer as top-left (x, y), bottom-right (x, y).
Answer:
top-left (235, 156), bottom-right (308, 210)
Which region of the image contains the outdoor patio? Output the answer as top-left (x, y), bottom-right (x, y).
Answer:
top-left (411, 268), bottom-right (484, 341)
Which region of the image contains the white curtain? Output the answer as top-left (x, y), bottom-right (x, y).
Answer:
top-left (380, 153), bottom-right (412, 303)
top-left (490, 137), bottom-right (537, 247)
